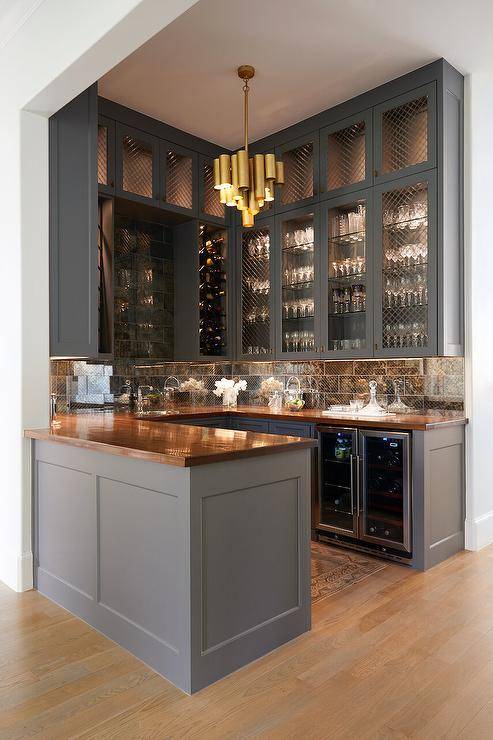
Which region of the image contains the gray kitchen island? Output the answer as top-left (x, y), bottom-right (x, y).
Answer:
top-left (26, 414), bottom-right (315, 694)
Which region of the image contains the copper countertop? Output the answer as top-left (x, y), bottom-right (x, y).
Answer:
top-left (24, 414), bottom-right (317, 467)
top-left (134, 405), bottom-right (468, 432)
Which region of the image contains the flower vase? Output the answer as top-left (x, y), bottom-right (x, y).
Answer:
top-left (222, 388), bottom-right (238, 407)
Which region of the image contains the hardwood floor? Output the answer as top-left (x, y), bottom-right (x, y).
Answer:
top-left (2, 547), bottom-right (493, 738)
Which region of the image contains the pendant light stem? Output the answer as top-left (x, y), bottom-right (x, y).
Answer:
top-left (243, 79), bottom-right (249, 154)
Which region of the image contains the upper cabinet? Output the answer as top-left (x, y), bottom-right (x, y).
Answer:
top-left (97, 116), bottom-right (115, 194)
top-left (275, 133), bottom-right (319, 212)
top-left (50, 84), bottom-right (99, 358)
top-left (320, 110), bottom-right (372, 199)
top-left (199, 155), bottom-right (226, 224)
top-left (159, 141), bottom-right (197, 216)
top-left (373, 83), bottom-right (436, 184)
top-left (115, 123), bottom-right (160, 206)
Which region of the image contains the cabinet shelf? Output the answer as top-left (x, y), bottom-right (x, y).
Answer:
top-left (328, 310), bottom-right (366, 318)
top-left (282, 242), bottom-right (314, 254)
top-left (282, 280), bottom-right (314, 290)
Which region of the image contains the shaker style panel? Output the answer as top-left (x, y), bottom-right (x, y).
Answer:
top-left (320, 189), bottom-right (374, 359)
top-left (237, 220), bottom-right (275, 360)
top-left (159, 141), bottom-right (197, 216)
top-left (374, 171), bottom-right (438, 357)
top-left (320, 110), bottom-right (372, 199)
top-left (374, 83), bottom-right (436, 184)
top-left (275, 132), bottom-right (319, 212)
top-left (49, 84), bottom-right (99, 358)
top-left (97, 116), bottom-right (115, 194)
top-left (115, 123), bottom-right (160, 206)
top-left (275, 205), bottom-right (321, 359)
top-left (199, 155), bottom-right (226, 224)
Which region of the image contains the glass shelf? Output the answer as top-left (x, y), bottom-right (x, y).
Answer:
top-left (283, 280), bottom-right (314, 290)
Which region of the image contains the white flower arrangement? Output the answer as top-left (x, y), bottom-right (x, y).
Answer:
top-left (179, 378), bottom-right (206, 392)
top-left (259, 377), bottom-right (284, 396)
top-left (213, 378), bottom-right (247, 407)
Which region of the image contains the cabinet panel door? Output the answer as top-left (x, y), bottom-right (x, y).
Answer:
top-left (237, 219), bottom-right (275, 360)
top-left (320, 189), bottom-right (374, 359)
top-left (50, 84), bottom-right (98, 358)
top-left (235, 418), bottom-right (270, 433)
top-left (269, 421), bottom-right (314, 438)
top-left (97, 116), bottom-right (115, 194)
top-left (199, 155), bottom-right (226, 224)
top-left (320, 110), bottom-right (372, 199)
top-left (275, 206), bottom-right (321, 359)
top-left (374, 83), bottom-right (436, 184)
top-left (374, 171), bottom-right (438, 357)
top-left (275, 132), bottom-right (319, 212)
top-left (116, 123), bottom-right (159, 206)
top-left (159, 141), bottom-right (197, 216)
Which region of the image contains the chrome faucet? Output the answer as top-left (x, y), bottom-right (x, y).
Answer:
top-left (163, 376), bottom-right (180, 406)
top-left (136, 385), bottom-right (153, 414)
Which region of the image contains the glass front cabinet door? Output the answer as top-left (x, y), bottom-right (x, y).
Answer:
top-left (374, 83), bottom-right (436, 184)
top-left (359, 430), bottom-right (412, 554)
top-left (275, 133), bottom-right (319, 212)
top-left (199, 155), bottom-right (226, 224)
top-left (237, 220), bottom-right (275, 359)
top-left (159, 141), bottom-right (197, 217)
top-left (374, 171), bottom-right (437, 357)
top-left (320, 190), bottom-right (373, 358)
top-left (320, 110), bottom-right (372, 199)
top-left (318, 427), bottom-right (359, 537)
top-left (198, 223), bottom-right (229, 359)
top-left (97, 116), bottom-right (115, 194)
top-left (276, 206), bottom-right (321, 358)
top-left (116, 123), bottom-right (159, 206)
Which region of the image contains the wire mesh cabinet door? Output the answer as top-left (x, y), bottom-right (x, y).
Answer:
top-left (115, 123), bottom-right (160, 206)
top-left (97, 116), bottom-right (115, 195)
top-left (237, 219), bottom-right (275, 360)
top-left (373, 83), bottom-right (436, 185)
top-left (320, 188), bottom-right (374, 359)
top-left (275, 132), bottom-right (319, 213)
top-left (374, 171), bottom-right (438, 358)
top-left (199, 155), bottom-right (226, 225)
top-left (320, 110), bottom-right (372, 200)
top-left (159, 141), bottom-right (197, 217)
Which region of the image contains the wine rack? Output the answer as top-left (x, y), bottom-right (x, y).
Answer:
top-left (199, 224), bottom-right (227, 357)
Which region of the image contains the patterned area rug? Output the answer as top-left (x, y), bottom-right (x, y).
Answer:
top-left (311, 541), bottom-right (388, 604)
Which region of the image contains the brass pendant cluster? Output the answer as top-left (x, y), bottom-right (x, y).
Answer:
top-left (213, 65), bottom-right (284, 227)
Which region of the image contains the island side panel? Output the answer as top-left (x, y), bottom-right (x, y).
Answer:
top-left (33, 440), bottom-right (193, 693)
top-left (189, 448), bottom-right (311, 693)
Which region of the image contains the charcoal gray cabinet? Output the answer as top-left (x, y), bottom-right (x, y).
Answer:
top-left (199, 155), bottom-right (226, 224)
top-left (275, 133), bottom-right (319, 213)
top-left (159, 141), bottom-right (197, 217)
top-left (319, 110), bottom-right (373, 199)
top-left (49, 84), bottom-right (99, 358)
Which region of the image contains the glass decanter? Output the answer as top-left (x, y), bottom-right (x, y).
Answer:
top-left (387, 379), bottom-right (411, 413)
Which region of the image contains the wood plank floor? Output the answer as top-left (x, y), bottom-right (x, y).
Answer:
top-left (2, 547), bottom-right (493, 738)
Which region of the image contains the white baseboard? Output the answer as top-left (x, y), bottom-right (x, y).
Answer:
top-left (465, 510), bottom-right (493, 551)
top-left (0, 547), bottom-right (33, 592)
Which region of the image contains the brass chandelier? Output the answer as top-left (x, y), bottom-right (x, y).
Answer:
top-left (213, 65), bottom-right (284, 227)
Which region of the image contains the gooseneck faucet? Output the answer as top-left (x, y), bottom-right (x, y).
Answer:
top-left (136, 385), bottom-right (153, 414)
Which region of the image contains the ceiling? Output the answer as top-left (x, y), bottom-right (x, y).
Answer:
top-left (99, 0), bottom-right (492, 149)
top-left (0, 0), bottom-right (44, 50)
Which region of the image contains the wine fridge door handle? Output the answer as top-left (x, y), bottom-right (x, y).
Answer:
top-left (350, 454), bottom-right (355, 515)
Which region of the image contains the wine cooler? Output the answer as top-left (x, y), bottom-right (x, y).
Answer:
top-left (317, 426), bottom-right (411, 559)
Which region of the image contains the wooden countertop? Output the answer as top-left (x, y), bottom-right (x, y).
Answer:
top-left (134, 405), bottom-right (468, 431)
top-left (24, 414), bottom-right (317, 467)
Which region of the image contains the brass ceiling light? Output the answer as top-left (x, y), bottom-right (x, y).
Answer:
top-left (213, 65), bottom-right (285, 227)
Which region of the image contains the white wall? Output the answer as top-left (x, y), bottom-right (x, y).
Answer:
top-left (464, 70), bottom-right (493, 549)
top-left (0, 0), bottom-right (197, 591)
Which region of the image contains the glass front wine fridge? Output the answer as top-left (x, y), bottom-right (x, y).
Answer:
top-left (317, 426), bottom-right (411, 557)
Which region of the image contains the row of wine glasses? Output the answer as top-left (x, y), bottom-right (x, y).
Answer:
top-left (283, 298), bottom-right (315, 319)
top-left (246, 234), bottom-right (270, 258)
top-left (283, 265), bottom-right (314, 286)
top-left (245, 307), bottom-right (269, 324)
top-left (284, 225), bottom-right (314, 249)
top-left (245, 278), bottom-right (269, 294)
top-left (283, 330), bottom-right (315, 352)
top-left (329, 338), bottom-right (364, 351)
top-left (384, 243), bottom-right (427, 269)
top-left (332, 285), bottom-right (366, 314)
top-left (330, 257), bottom-right (365, 277)
top-left (383, 202), bottom-right (427, 228)
top-left (331, 205), bottom-right (365, 238)
top-left (384, 272), bottom-right (427, 307)
top-left (383, 321), bottom-right (428, 348)
top-left (245, 345), bottom-right (271, 355)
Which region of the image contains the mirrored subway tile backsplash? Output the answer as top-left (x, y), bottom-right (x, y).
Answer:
top-left (50, 357), bottom-right (464, 414)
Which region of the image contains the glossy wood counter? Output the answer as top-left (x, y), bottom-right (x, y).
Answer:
top-left (25, 414), bottom-right (317, 467)
top-left (134, 405), bottom-right (468, 431)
